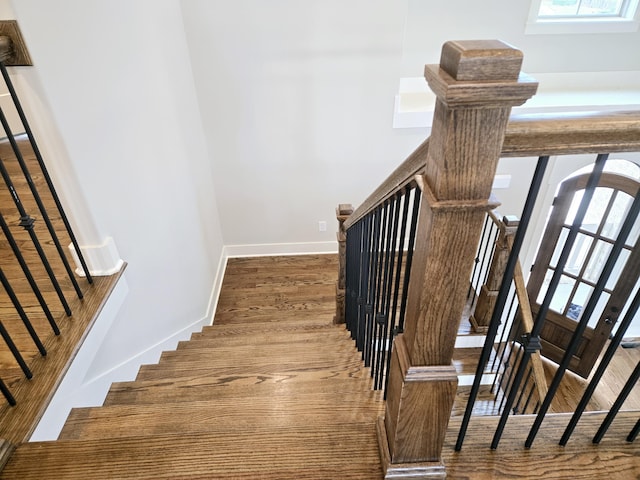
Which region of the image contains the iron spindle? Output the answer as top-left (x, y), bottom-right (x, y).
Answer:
top-left (364, 207), bottom-right (382, 366)
top-left (369, 202), bottom-right (389, 373)
top-left (384, 187), bottom-right (412, 397)
top-left (526, 154), bottom-right (634, 448)
top-left (456, 155), bottom-right (550, 452)
top-left (356, 214), bottom-right (372, 351)
top-left (560, 283), bottom-right (640, 445)
top-left (0, 154), bottom-right (72, 316)
top-left (468, 215), bottom-right (491, 299)
top-left (0, 318), bottom-right (32, 379)
top-left (490, 288), bottom-right (517, 373)
top-left (592, 360), bottom-right (640, 444)
top-left (627, 418), bottom-right (640, 442)
top-left (0, 376), bottom-right (16, 406)
top-left (0, 211), bottom-right (59, 334)
top-left (375, 194), bottom-right (400, 389)
top-left (0, 268), bottom-right (46, 356)
top-left (0, 105), bottom-right (83, 300)
top-left (397, 187), bottom-right (421, 333)
top-left (0, 61), bottom-right (93, 283)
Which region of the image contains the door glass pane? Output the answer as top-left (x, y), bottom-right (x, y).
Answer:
top-left (569, 282), bottom-right (594, 321)
top-left (565, 188), bottom-right (613, 232)
top-left (584, 240), bottom-right (612, 283)
top-left (550, 227), bottom-right (569, 268)
top-left (602, 192), bottom-right (633, 240)
top-left (538, 270), bottom-right (576, 314)
top-left (564, 233), bottom-right (593, 276)
top-left (589, 292), bottom-right (611, 329)
top-left (606, 248), bottom-right (631, 290)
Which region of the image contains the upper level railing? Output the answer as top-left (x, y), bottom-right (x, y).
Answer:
top-left (335, 40), bottom-right (640, 478)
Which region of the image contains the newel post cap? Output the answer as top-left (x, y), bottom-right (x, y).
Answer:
top-left (424, 40), bottom-right (538, 108)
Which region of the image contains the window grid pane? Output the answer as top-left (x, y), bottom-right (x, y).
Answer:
top-left (539, 0), bottom-right (627, 17)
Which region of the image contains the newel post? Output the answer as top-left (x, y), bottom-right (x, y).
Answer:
top-left (377, 41), bottom-right (537, 478)
top-left (470, 215), bottom-right (520, 333)
top-left (334, 204), bottom-right (354, 324)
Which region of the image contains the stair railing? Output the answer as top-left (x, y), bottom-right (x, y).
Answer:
top-left (0, 35), bottom-right (91, 405)
top-left (337, 40), bottom-right (538, 477)
top-left (336, 40), bottom-right (640, 478)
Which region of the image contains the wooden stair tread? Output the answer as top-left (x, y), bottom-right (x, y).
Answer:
top-left (105, 376), bottom-right (376, 406)
top-left (1, 427), bottom-right (381, 480)
top-left (443, 411), bottom-right (640, 479)
top-left (59, 393), bottom-right (384, 440)
top-left (194, 321), bottom-right (345, 338)
top-left (181, 328), bottom-right (351, 349)
top-left (0, 269), bottom-right (124, 444)
top-left (159, 342), bottom-right (360, 362)
top-left (136, 362), bottom-right (370, 383)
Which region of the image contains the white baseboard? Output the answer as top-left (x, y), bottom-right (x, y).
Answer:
top-left (69, 236), bottom-right (124, 277)
top-left (30, 250), bottom-right (227, 441)
top-left (224, 241), bottom-right (338, 258)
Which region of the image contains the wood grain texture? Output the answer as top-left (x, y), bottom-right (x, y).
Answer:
top-left (1, 255), bottom-right (384, 479)
top-left (444, 412), bottom-right (640, 479)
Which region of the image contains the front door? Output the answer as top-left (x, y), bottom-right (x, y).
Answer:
top-left (527, 171), bottom-right (640, 378)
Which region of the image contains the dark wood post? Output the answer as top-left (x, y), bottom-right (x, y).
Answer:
top-left (470, 214), bottom-right (519, 333)
top-left (334, 204), bottom-right (353, 324)
top-left (377, 40), bottom-right (537, 478)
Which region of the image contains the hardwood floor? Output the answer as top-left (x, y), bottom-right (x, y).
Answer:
top-left (1, 255), bottom-right (385, 479)
top-left (0, 253), bottom-right (637, 478)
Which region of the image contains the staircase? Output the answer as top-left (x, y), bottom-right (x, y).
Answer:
top-left (0, 255), bottom-right (385, 479)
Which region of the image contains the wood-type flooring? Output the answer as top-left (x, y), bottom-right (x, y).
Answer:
top-left (1, 255), bottom-right (638, 478)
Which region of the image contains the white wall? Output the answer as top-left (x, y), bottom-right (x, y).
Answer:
top-left (8, 0), bottom-right (225, 380)
top-left (180, 0), bottom-right (416, 247)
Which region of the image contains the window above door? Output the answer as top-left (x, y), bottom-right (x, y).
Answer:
top-left (527, 0), bottom-right (640, 34)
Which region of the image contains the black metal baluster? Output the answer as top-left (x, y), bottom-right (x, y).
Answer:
top-left (0, 154), bottom-right (71, 316)
top-left (498, 344), bottom-right (522, 413)
top-left (627, 418), bottom-right (640, 442)
top-left (0, 61), bottom-right (92, 284)
top-left (469, 215), bottom-right (491, 299)
top-left (365, 206), bottom-right (384, 367)
top-left (491, 288), bottom-right (517, 373)
top-left (375, 194), bottom-right (400, 389)
top-left (356, 215), bottom-right (370, 350)
top-left (384, 187), bottom-right (412, 397)
top-left (592, 360), bottom-right (640, 444)
top-left (0, 106), bottom-right (83, 300)
top-left (371, 202), bottom-right (390, 375)
top-left (526, 154), bottom-right (632, 448)
top-left (0, 268), bottom-right (46, 356)
top-left (345, 218), bottom-right (361, 335)
top-left (513, 367), bottom-right (533, 414)
top-left (398, 186), bottom-right (421, 333)
top-left (0, 376), bottom-right (16, 406)
top-left (0, 318), bottom-right (32, 379)
top-left (0, 211), bottom-right (59, 334)
top-left (456, 155), bottom-right (550, 452)
top-left (481, 225), bottom-right (500, 287)
top-left (560, 283), bottom-right (640, 445)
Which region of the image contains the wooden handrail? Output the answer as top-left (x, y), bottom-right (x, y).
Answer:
top-left (502, 110), bottom-right (640, 157)
top-left (343, 139), bottom-right (428, 230)
top-left (343, 110), bottom-right (640, 233)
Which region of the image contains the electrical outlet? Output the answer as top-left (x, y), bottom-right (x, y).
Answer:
top-left (318, 221), bottom-right (327, 232)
